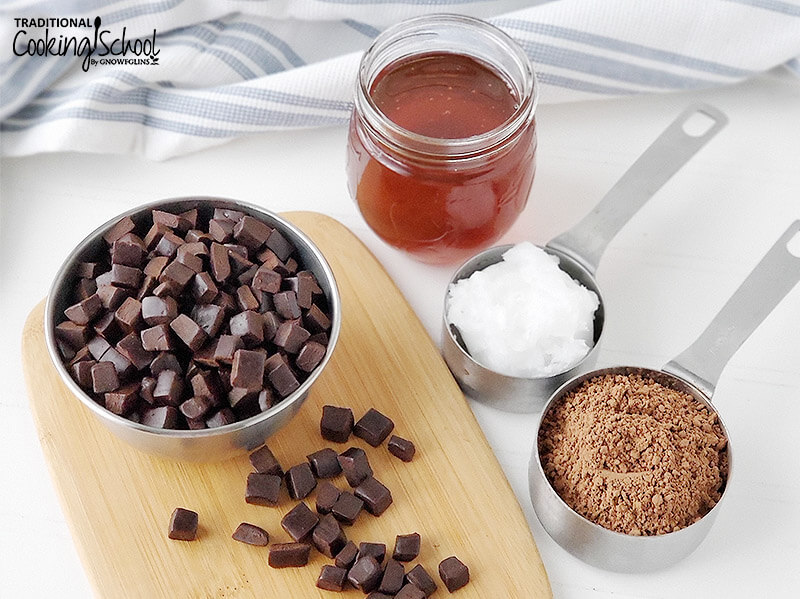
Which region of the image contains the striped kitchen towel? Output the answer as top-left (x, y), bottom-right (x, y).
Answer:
top-left (1, 0), bottom-right (798, 160)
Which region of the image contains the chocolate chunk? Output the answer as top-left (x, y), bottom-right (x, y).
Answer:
top-left (206, 407), bottom-right (236, 428)
top-left (159, 260), bottom-right (194, 291)
top-left (96, 285), bottom-right (130, 311)
top-left (87, 335), bottom-right (112, 360)
top-left (150, 351), bottom-right (181, 376)
top-left (103, 216), bottom-right (136, 245)
top-left (176, 250), bottom-right (203, 274)
top-left (190, 370), bottom-right (223, 403)
top-left (354, 408), bottom-right (395, 447)
top-left (257, 388), bottom-right (275, 412)
top-left (93, 312), bottom-right (121, 343)
top-left (71, 359), bottom-right (96, 388)
top-left (232, 522), bottom-right (269, 546)
top-left (331, 491), bottom-right (363, 525)
top-left (359, 542), bottom-right (386, 565)
top-left (230, 349), bottom-right (266, 391)
top-left (354, 477), bottom-right (393, 516)
top-left (179, 209), bottom-right (198, 230)
top-left (406, 564), bottom-right (438, 597)
top-left (287, 275), bottom-right (313, 310)
top-left (307, 448), bottom-right (342, 479)
top-left (77, 262), bottom-right (103, 279)
top-left (209, 242), bottom-right (231, 283)
top-left (380, 559), bottom-right (406, 595)
top-left (153, 369), bottom-right (183, 406)
top-left (296, 341), bottom-right (326, 372)
top-left (104, 382), bottom-right (140, 415)
top-left (141, 405), bottom-right (178, 429)
top-left (152, 209), bottom-right (183, 229)
top-left (273, 321), bottom-right (310, 354)
top-left (56, 321), bottom-right (90, 350)
top-left (167, 507), bottom-right (198, 541)
top-left (193, 340), bottom-right (219, 368)
top-left (348, 556), bottom-right (382, 593)
top-left (64, 294), bottom-right (102, 325)
top-left (191, 271), bottom-right (218, 303)
top-left (316, 565), bottom-right (348, 592)
top-left (393, 533), bottom-right (420, 562)
top-left (249, 445), bottom-right (283, 476)
top-left (109, 264), bottom-right (143, 289)
top-left (312, 513), bottom-right (347, 558)
top-left (320, 405), bottom-right (354, 443)
top-left (266, 228), bottom-right (293, 261)
top-left (139, 376), bottom-right (156, 404)
top-left (141, 296), bottom-right (178, 326)
top-left (140, 324), bottom-right (174, 352)
top-left (268, 542), bottom-right (310, 568)
top-left (169, 314), bottom-right (208, 351)
top-left (305, 303), bottom-right (331, 333)
top-left (245, 472), bottom-right (282, 505)
top-left (116, 332), bottom-right (153, 370)
top-left (228, 387), bottom-right (258, 418)
top-left (273, 290), bottom-right (301, 320)
top-left (114, 297), bottom-right (143, 334)
top-left (209, 218), bottom-right (235, 243)
top-left (229, 310), bottom-right (264, 347)
top-left (190, 303), bottom-right (225, 338)
top-left (262, 311), bottom-right (281, 341)
top-left (234, 215), bottom-right (272, 249)
top-left (439, 556), bottom-right (469, 592)
top-left (285, 462), bottom-right (317, 500)
top-left (213, 334), bottom-right (243, 365)
top-left (251, 265), bottom-right (281, 293)
top-left (388, 435), bottom-right (416, 462)
top-left (213, 208), bottom-right (245, 222)
top-left (396, 584), bottom-right (427, 599)
top-left (235, 285), bottom-right (259, 312)
top-left (76, 277), bottom-right (98, 301)
top-left (154, 231), bottom-right (184, 258)
top-left (111, 234), bottom-right (145, 268)
top-left (281, 502), bottom-right (319, 542)
top-left (91, 361), bottom-right (119, 393)
top-left (334, 540), bottom-right (359, 569)
top-left (315, 480), bottom-right (341, 515)
top-left (367, 593), bottom-right (395, 599)
top-left (267, 361), bottom-right (299, 398)
top-left (179, 396), bottom-right (212, 420)
top-left (339, 447), bottom-right (373, 487)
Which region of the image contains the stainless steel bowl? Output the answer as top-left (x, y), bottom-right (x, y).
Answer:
top-left (45, 197), bottom-right (341, 462)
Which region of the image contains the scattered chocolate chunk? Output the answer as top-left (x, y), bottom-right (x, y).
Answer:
top-left (358, 542), bottom-right (386, 565)
top-left (285, 462), bottom-right (317, 500)
top-left (331, 491), bottom-right (363, 525)
top-left (348, 556), bottom-right (383, 593)
top-left (393, 532), bottom-right (420, 562)
top-left (406, 564), bottom-right (438, 597)
top-left (316, 565), bottom-right (348, 592)
top-left (168, 507), bottom-right (198, 541)
top-left (268, 542), bottom-right (311, 568)
top-left (380, 559), bottom-right (406, 595)
top-left (315, 481), bottom-right (341, 515)
top-left (396, 584), bottom-right (427, 599)
top-left (307, 448), bottom-right (342, 479)
top-left (245, 472), bottom-right (282, 506)
top-left (281, 502), bottom-right (319, 542)
top-left (339, 447), bottom-right (373, 487)
top-left (320, 405), bottom-right (354, 443)
top-left (334, 540), bottom-right (359, 569)
top-left (354, 408), bottom-right (395, 447)
top-left (439, 556), bottom-right (469, 592)
top-left (388, 435), bottom-right (416, 462)
top-left (249, 445), bottom-right (283, 476)
top-left (312, 513), bottom-right (348, 558)
top-left (355, 477), bottom-right (393, 516)
top-left (232, 522), bottom-right (270, 546)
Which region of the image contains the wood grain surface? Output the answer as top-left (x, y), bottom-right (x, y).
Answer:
top-left (22, 211), bottom-right (551, 599)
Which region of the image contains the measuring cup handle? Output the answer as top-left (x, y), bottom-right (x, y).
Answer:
top-left (663, 221), bottom-right (800, 399)
top-left (546, 103), bottom-right (728, 276)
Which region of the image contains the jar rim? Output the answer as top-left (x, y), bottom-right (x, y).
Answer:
top-left (355, 14), bottom-right (539, 159)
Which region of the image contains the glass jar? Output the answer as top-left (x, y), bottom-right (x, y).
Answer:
top-left (346, 14), bottom-right (538, 265)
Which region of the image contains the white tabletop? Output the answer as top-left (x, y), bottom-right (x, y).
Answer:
top-left (2, 67), bottom-right (799, 598)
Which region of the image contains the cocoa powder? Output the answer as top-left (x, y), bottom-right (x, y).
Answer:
top-left (538, 373), bottom-right (728, 535)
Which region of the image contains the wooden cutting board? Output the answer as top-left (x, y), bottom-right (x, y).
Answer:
top-left (22, 211), bottom-right (551, 599)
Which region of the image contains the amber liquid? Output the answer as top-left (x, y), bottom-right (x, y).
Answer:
top-left (348, 52), bottom-right (536, 264)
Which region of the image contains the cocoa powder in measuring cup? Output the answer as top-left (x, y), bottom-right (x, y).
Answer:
top-left (539, 373), bottom-right (728, 535)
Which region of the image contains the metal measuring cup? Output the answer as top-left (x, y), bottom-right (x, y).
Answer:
top-left (528, 221), bottom-right (800, 572)
top-left (442, 103), bottom-right (728, 412)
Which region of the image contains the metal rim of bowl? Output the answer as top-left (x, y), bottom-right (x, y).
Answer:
top-left (529, 365), bottom-right (733, 561)
top-left (44, 196), bottom-right (341, 441)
